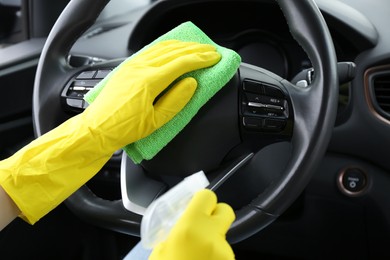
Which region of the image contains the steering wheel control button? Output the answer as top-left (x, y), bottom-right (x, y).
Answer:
top-left (74, 79), bottom-right (101, 87)
top-left (247, 102), bottom-right (267, 108)
top-left (265, 104), bottom-right (284, 112)
top-left (62, 71), bottom-right (111, 112)
top-left (72, 86), bottom-right (86, 91)
top-left (66, 79), bottom-right (101, 98)
top-left (337, 167), bottom-right (369, 197)
top-left (243, 117), bottom-right (263, 129)
top-left (263, 118), bottom-right (286, 131)
top-left (66, 98), bottom-right (84, 109)
top-left (241, 79), bottom-right (290, 133)
top-left (94, 69), bottom-right (112, 79)
top-left (76, 70), bottom-right (96, 79)
top-left (262, 96), bottom-right (285, 106)
top-left (263, 84), bottom-right (285, 98)
top-left (243, 79), bottom-right (265, 94)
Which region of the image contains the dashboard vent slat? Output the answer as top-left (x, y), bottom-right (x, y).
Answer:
top-left (373, 75), bottom-right (390, 114)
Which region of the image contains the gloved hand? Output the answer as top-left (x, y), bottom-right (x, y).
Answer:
top-left (149, 189), bottom-right (236, 260)
top-left (84, 40), bottom-right (221, 147)
top-left (0, 40), bottom-right (221, 224)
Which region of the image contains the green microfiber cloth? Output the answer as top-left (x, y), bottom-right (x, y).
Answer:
top-left (84, 21), bottom-right (241, 164)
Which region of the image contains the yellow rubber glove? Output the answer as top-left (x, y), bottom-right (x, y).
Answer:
top-left (0, 40), bottom-right (221, 224)
top-left (149, 189), bottom-right (236, 260)
top-left (84, 40), bottom-right (221, 146)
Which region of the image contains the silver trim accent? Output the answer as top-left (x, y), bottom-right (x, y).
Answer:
top-left (208, 153), bottom-right (254, 191)
top-left (248, 102), bottom-right (266, 108)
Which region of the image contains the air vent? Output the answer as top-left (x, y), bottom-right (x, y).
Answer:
top-left (372, 74), bottom-right (390, 116)
top-left (365, 65), bottom-right (390, 122)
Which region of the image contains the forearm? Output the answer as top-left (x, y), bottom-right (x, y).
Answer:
top-left (0, 114), bottom-right (114, 225)
top-left (0, 185), bottom-right (20, 231)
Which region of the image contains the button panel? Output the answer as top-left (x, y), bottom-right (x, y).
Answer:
top-left (61, 69), bottom-right (113, 111)
top-left (241, 79), bottom-right (289, 132)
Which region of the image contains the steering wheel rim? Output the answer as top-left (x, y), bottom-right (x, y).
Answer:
top-left (32, 0), bottom-right (338, 244)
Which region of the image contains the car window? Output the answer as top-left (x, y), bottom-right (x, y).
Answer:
top-left (97, 0), bottom-right (150, 21)
top-left (0, 0), bottom-right (21, 6)
top-left (0, 0), bottom-right (22, 48)
top-left (0, 0), bottom-right (151, 49)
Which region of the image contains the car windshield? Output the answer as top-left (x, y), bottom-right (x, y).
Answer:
top-left (97, 0), bottom-right (151, 21)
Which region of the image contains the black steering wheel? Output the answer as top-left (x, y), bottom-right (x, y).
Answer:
top-left (33, 0), bottom-right (338, 244)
